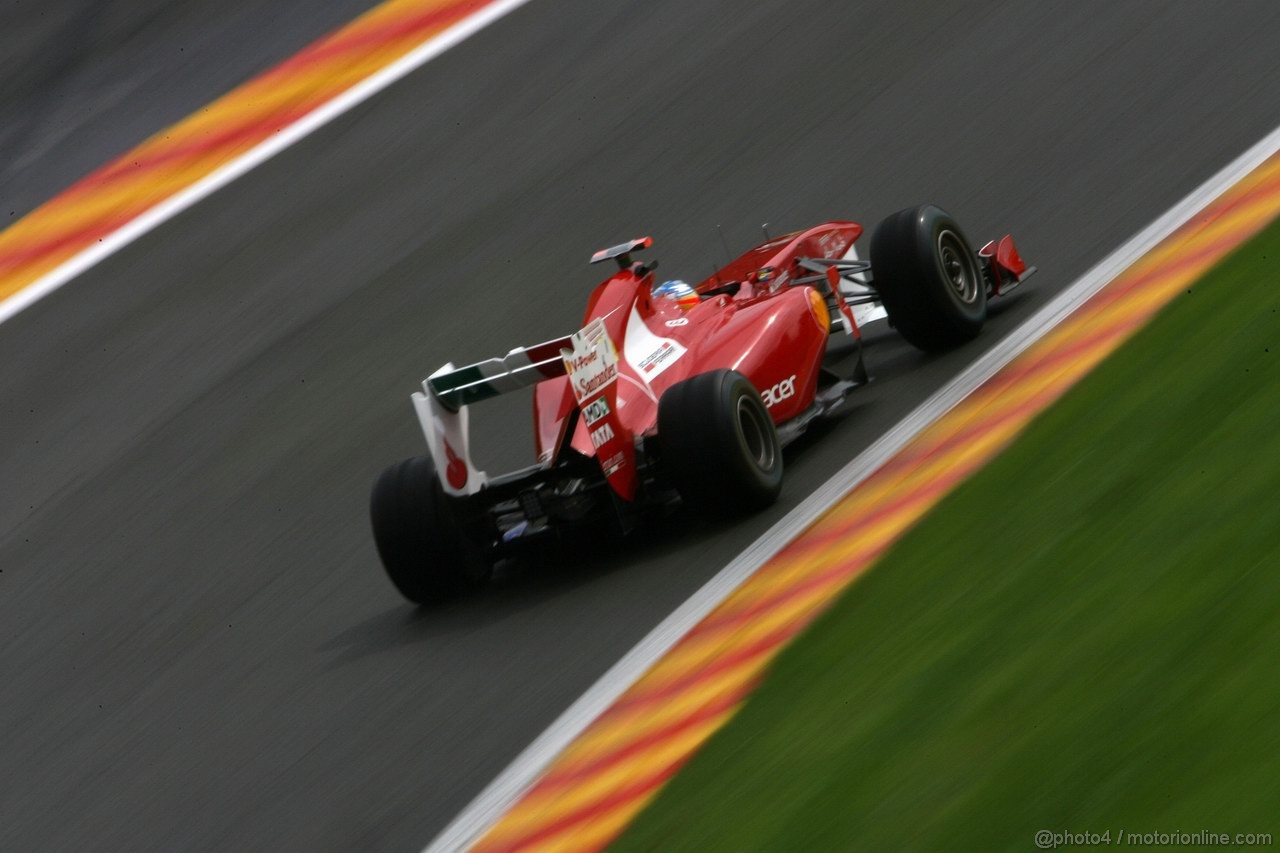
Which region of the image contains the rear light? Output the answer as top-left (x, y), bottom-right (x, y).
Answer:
top-left (805, 286), bottom-right (830, 332)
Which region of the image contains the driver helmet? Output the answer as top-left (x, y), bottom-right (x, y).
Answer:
top-left (653, 279), bottom-right (699, 311)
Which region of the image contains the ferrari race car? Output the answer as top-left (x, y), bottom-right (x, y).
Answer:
top-left (371, 205), bottom-right (1033, 603)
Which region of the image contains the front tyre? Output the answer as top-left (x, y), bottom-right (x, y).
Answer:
top-left (658, 369), bottom-right (783, 514)
top-left (870, 204), bottom-right (986, 351)
top-left (369, 455), bottom-right (491, 604)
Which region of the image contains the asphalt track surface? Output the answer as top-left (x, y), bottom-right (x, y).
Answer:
top-left (3, 2), bottom-right (1280, 850)
top-left (0, 0), bottom-right (378, 220)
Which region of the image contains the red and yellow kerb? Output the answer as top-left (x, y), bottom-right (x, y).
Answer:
top-left (0, 0), bottom-right (502, 304)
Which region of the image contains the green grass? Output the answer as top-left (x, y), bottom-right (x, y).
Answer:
top-left (614, 221), bottom-right (1280, 852)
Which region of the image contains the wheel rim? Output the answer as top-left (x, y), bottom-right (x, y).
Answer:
top-left (937, 229), bottom-right (978, 304)
top-left (736, 395), bottom-right (776, 471)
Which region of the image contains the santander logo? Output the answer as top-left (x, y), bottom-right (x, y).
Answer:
top-left (576, 364), bottom-right (618, 397)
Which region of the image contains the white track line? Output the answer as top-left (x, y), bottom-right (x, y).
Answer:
top-left (0, 0), bottom-right (541, 327)
top-left (425, 123), bottom-right (1280, 852)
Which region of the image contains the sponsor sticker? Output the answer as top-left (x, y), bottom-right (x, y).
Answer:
top-left (589, 422), bottom-right (615, 449)
top-left (639, 342), bottom-right (681, 374)
top-left (582, 396), bottom-right (611, 426)
top-left (762, 374), bottom-right (797, 408)
top-left (601, 451), bottom-right (627, 476)
top-left (817, 230), bottom-right (846, 258)
top-left (664, 317), bottom-right (689, 327)
top-left (623, 307), bottom-right (688, 381)
top-left (561, 319), bottom-right (619, 404)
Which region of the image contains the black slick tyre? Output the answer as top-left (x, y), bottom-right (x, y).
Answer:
top-left (657, 369), bottom-right (783, 514)
top-left (369, 455), bottom-right (491, 604)
top-left (870, 204), bottom-right (986, 351)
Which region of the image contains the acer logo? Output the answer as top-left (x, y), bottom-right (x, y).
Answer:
top-left (590, 422), bottom-right (615, 449)
top-left (761, 375), bottom-right (797, 409)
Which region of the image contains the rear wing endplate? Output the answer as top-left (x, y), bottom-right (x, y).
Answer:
top-left (413, 335), bottom-right (572, 496)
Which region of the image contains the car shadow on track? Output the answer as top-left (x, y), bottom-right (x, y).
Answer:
top-left (318, 510), bottom-right (753, 669)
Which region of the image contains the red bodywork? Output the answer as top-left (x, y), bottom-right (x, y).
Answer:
top-left (533, 222), bottom-right (862, 501)
top-left (979, 235), bottom-right (1029, 296)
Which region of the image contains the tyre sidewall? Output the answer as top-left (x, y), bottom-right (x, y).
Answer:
top-left (916, 207), bottom-right (985, 325)
top-left (658, 369), bottom-right (783, 514)
top-left (370, 455), bottom-right (490, 603)
top-left (871, 204), bottom-right (987, 350)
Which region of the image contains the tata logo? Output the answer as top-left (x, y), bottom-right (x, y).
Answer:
top-left (762, 375), bottom-right (797, 409)
top-left (590, 422), bottom-right (615, 449)
top-left (583, 397), bottom-right (611, 426)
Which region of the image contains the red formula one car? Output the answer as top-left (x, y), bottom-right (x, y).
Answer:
top-left (371, 205), bottom-right (1033, 602)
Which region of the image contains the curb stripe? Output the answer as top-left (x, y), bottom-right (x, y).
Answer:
top-left (536, 677), bottom-right (756, 793)
top-left (480, 750), bottom-right (695, 853)
top-left (509, 701), bottom-right (747, 834)
top-left (0, 0), bottom-right (538, 316)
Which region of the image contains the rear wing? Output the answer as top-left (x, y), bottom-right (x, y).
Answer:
top-left (413, 322), bottom-right (635, 500)
top-left (426, 336), bottom-right (573, 412)
top-left (413, 336), bottom-right (572, 497)
top-left (590, 236), bottom-right (652, 269)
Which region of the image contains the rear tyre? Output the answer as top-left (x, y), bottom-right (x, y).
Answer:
top-left (369, 455), bottom-right (491, 604)
top-left (658, 369), bottom-right (783, 514)
top-left (870, 204), bottom-right (986, 351)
